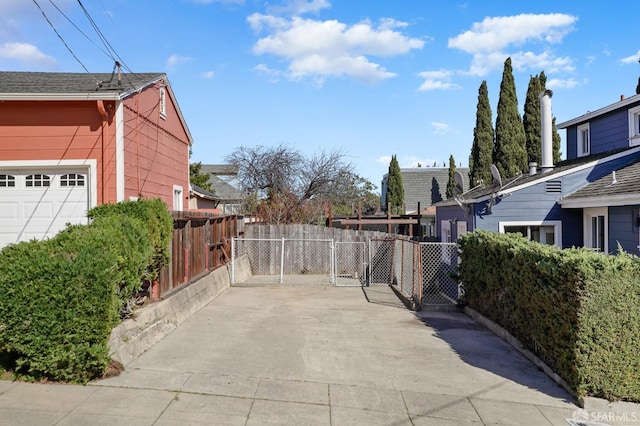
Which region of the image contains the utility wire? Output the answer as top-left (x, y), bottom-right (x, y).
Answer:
top-left (47, 0), bottom-right (112, 60)
top-left (32, 0), bottom-right (90, 73)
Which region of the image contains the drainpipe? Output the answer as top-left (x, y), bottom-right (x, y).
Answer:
top-left (539, 90), bottom-right (554, 174)
top-left (97, 100), bottom-right (109, 204)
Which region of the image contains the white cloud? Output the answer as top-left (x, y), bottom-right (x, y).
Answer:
top-left (254, 63), bottom-right (282, 83)
top-left (448, 13), bottom-right (577, 76)
top-left (0, 42), bottom-right (56, 69)
top-left (201, 70), bottom-right (215, 78)
top-left (547, 78), bottom-right (582, 89)
top-left (417, 70), bottom-right (461, 91)
top-left (620, 50), bottom-right (640, 64)
top-left (431, 122), bottom-right (450, 135)
top-left (249, 14), bottom-right (423, 84)
top-left (166, 54), bottom-right (192, 69)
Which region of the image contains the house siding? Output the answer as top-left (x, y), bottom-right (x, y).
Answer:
top-left (608, 205), bottom-right (640, 255)
top-left (0, 100), bottom-right (113, 204)
top-left (436, 204), bottom-right (473, 241)
top-left (122, 84), bottom-right (190, 208)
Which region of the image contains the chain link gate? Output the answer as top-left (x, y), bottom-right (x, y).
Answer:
top-left (419, 242), bottom-right (459, 305)
top-left (335, 241), bottom-right (367, 287)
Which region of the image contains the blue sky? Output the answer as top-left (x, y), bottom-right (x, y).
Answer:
top-left (2, 1), bottom-right (640, 192)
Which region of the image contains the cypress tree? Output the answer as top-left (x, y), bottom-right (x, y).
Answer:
top-left (386, 155), bottom-right (404, 214)
top-left (523, 73), bottom-right (544, 166)
top-left (494, 57), bottom-right (527, 178)
top-left (469, 80), bottom-right (494, 187)
top-left (552, 117), bottom-right (562, 163)
top-left (446, 154), bottom-right (457, 199)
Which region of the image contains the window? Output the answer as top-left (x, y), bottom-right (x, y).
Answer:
top-left (577, 123), bottom-right (590, 157)
top-left (441, 220), bottom-right (451, 243)
top-left (629, 105), bottom-right (640, 146)
top-left (173, 185), bottom-right (183, 211)
top-left (500, 221), bottom-right (562, 247)
top-left (60, 173), bottom-right (85, 187)
top-left (0, 174), bottom-right (15, 187)
top-left (584, 207), bottom-right (607, 253)
top-left (26, 174), bottom-right (50, 187)
top-left (159, 87), bottom-right (167, 120)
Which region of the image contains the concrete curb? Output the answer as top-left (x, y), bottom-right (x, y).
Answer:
top-left (108, 254), bottom-right (253, 365)
top-left (464, 307), bottom-right (640, 419)
top-left (463, 306), bottom-right (576, 402)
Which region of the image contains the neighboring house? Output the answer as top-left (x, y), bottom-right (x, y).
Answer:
top-left (189, 183), bottom-right (222, 213)
top-left (381, 167), bottom-right (471, 213)
top-left (435, 91), bottom-right (640, 255)
top-left (200, 164), bottom-right (245, 215)
top-left (0, 71), bottom-right (192, 248)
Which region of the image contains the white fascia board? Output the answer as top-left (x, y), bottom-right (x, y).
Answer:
top-left (557, 94), bottom-right (640, 129)
top-left (494, 146), bottom-right (640, 196)
top-left (559, 194), bottom-right (640, 209)
top-left (0, 92), bottom-right (121, 101)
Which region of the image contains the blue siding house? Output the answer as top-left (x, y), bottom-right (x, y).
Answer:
top-left (435, 91), bottom-right (640, 254)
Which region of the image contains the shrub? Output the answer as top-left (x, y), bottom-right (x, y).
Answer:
top-left (88, 198), bottom-right (173, 278)
top-left (457, 230), bottom-right (640, 402)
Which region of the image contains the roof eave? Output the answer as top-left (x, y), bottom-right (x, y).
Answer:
top-left (0, 92), bottom-right (122, 101)
top-left (557, 93), bottom-right (640, 129)
top-left (559, 193), bottom-right (640, 208)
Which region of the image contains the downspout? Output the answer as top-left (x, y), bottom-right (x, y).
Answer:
top-left (97, 100), bottom-right (109, 204)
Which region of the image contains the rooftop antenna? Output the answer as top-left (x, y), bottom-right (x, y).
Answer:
top-left (453, 171), bottom-right (465, 195)
top-left (490, 164), bottom-right (503, 188)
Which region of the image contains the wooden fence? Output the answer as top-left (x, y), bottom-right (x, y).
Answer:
top-left (156, 212), bottom-right (244, 298)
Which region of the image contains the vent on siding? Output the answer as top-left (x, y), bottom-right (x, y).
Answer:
top-left (546, 180), bottom-right (562, 194)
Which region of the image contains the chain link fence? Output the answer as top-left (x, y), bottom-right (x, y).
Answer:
top-left (232, 237), bottom-right (334, 284)
top-left (232, 235), bottom-right (460, 308)
top-left (419, 243), bottom-right (459, 306)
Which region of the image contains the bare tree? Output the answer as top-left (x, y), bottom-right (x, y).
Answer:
top-left (225, 144), bottom-right (364, 223)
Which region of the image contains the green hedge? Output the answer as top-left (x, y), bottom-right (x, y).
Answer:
top-left (0, 199), bottom-right (172, 383)
top-left (457, 230), bottom-right (640, 402)
top-left (88, 198), bottom-right (173, 278)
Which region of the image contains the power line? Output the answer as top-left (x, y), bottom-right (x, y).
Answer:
top-left (76, 0), bottom-right (133, 73)
top-left (32, 0), bottom-right (90, 73)
top-left (47, 0), bottom-right (112, 60)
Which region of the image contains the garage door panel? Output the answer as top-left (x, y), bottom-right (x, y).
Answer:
top-left (0, 202), bottom-right (18, 219)
top-left (0, 168), bottom-right (89, 248)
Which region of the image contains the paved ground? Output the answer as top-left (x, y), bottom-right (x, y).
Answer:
top-left (0, 284), bottom-right (582, 425)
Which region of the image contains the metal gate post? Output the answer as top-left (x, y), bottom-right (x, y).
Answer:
top-left (280, 237), bottom-right (285, 284)
top-left (330, 239), bottom-right (335, 284)
top-left (231, 237), bottom-right (235, 284)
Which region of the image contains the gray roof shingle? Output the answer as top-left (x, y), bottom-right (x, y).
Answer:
top-left (0, 71), bottom-right (164, 95)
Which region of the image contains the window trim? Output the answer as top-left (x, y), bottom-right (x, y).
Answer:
top-left (584, 207), bottom-right (608, 253)
top-left (173, 185), bottom-right (183, 211)
top-left (577, 123), bottom-right (590, 157)
top-left (629, 105), bottom-right (640, 146)
top-left (499, 220), bottom-right (562, 248)
top-left (159, 87), bottom-right (167, 120)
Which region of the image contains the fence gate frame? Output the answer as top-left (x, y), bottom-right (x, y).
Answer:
top-left (334, 241), bottom-right (367, 287)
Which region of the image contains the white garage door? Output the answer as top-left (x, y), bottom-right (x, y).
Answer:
top-left (0, 168), bottom-right (89, 248)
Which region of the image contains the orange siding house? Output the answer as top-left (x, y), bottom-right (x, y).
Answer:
top-left (0, 71), bottom-right (192, 247)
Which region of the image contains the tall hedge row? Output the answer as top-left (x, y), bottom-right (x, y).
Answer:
top-left (457, 230), bottom-right (640, 402)
top-left (0, 199), bottom-right (172, 383)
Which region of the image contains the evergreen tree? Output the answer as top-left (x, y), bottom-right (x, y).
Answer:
top-left (552, 117), bottom-right (562, 164)
top-left (523, 72), bottom-right (545, 166)
top-left (386, 155), bottom-right (404, 214)
top-left (494, 57), bottom-right (527, 178)
top-left (469, 80), bottom-right (494, 186)
top-left (446, 154), bottom-right (457, 199)
top-left (189, 161), bottom-right (213, 192)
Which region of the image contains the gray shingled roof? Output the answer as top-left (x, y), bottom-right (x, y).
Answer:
top-left (436, 147), bottom-right (640, 207)
top-left (201, 164), bottom-right (239, 175)
top-left (384, 168), bottom-right (470, 211)
top-left (562, 158), bottom-right (640, 200)
top-left (0, 71), bottom-right (164, 95)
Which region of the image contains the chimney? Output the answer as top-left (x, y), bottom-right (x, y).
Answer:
top-left (539, 90), bottom-right (554, 174)
top-left (529, 162), bottom-right (537, 176)
top-left (621, 94), bottom-right (626, 101)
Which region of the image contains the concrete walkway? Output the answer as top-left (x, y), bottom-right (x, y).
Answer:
top-left (0, 284), bottom-right (582, 425)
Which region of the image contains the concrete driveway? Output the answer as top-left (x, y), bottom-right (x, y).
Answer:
top-left (0, 284), bottom-right (581, 425)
